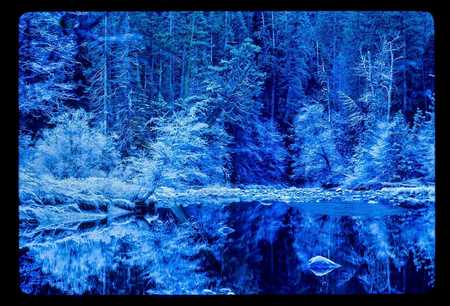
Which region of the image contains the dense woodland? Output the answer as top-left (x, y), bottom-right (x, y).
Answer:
top-left (19, 12), bottom-right (435, 189)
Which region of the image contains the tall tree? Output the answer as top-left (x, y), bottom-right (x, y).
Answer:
top-left (19, 12), bottom-right (78, 137)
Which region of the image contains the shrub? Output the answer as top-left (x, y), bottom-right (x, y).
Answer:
top-left (30, 109), bottom-right (119, 178)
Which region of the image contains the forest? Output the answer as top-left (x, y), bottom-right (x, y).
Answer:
top-left (18, 12), bottom-right (436, 295)
top-left (19, 11), bottom-right (435, 189)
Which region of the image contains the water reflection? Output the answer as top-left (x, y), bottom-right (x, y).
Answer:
top-left (19, 200), bottom-right (435, 295)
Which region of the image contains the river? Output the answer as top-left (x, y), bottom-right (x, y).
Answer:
top-left (19, 197), bottom-right (435, 295)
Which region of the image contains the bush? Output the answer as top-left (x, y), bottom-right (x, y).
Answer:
top-left (113, 154), bottom-right (160, 186)
top-left (29, 109), bottom-right (119, 178)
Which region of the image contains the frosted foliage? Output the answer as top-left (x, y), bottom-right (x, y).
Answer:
top-left (291, 104), bottom-right (342, 185)
top-left (28, 110), bottom-right (119, 179)
top-left (151, 106), bottom-right (229, 188)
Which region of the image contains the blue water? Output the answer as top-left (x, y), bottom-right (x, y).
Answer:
top-left (19, 199), bottom-right (435, 295)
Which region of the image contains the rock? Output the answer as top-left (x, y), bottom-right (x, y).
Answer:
top-left (77, 201), bottom-right (98, 212)
top-left (219, 287), bottom-right (235, 295)
top-left (218, 226), bottom-right (235, 236)
top-left (145, 195), bottom-right (157, 206)
top-left (398, 198), bottom-right (427, 209)
top-left (111, 198), bottom-right (135, 211)
top-left (260, 201), bottom-right (272, 206)
top-left (19, 246), bottom-right (30, 257)
top-left (192, 248), bottom-right (222, 276)
top-left (322, 182), bottom-right (338, 189)
top-left (307, 255), bottom-right (341, 277)
top-left (201, 289), bottom-right (216, 295)
top-left (353, 182), bottom-right (383, 191)
top-left (144, 215), bottom-right (158, 224)
top-left (145, 277), bottom-right (156, 290)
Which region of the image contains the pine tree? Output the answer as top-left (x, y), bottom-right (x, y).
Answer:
top-left (412, 107), bottom-right (435, 182)
top-left (205, 37), bottom-right (265, 126)
top-left (19, 12), bottom-right (78, 137)
top-left (376, 112), bottom-right (411, 182)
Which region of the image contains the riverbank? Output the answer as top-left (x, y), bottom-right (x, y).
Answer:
top-left (19, 172), bottom-right (435, 229)
top-left (19, 177), bottom-right (436, 295)
top-left (155, 184), bottom-right (435, 208)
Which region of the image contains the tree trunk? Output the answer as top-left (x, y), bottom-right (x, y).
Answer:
top-left (210, 29), bottom-right (213, 64)
top-left (271, 11), bottom-right (275, 49)
top-left (402, 18), bottom-right (408, 114)
top-left (271, 12), bottom-right (276, 125)
top-left (180, 46), bottom-right (185, 98)
top-left (225, 12), bottom-right (229, 48)
top-left (388, 42), bottom-right (394, 122)
top-left (169, 12), bottom-right (174, 104)
top-left (159, 50), bottom-right (163, 95)
top-left (125, 13), bottom-right (132, 112)
top-left (103, 12), bottom-right (109, 135)
top-left (184, 14), bottom-right (196, 97)
top-left (261, 12), bottom-right (265, 31)
top-left (368, 51), bottom-right (375, 99)
top-left (316, 41), bottom-right (320, 75)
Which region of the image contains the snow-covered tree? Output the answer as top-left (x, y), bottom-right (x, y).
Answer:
top-left (19, 12), bottom-right (78, 136)
top-left (30, 109), bottom-right (119, 178)
top-left (373, 112), bottom-right (412, 182)
top-left (205, 37), bottom-right (265, 127)
top-left (352, 110), bottom-right (433, 185)
top-left (291, 103), bottom-right (342, 186)
top-left (151, 103), bottom-right (230, 188)
top-left (411, 108), bottom-right (435, 182)
top-left (18, 12), bottom-right (434, 188)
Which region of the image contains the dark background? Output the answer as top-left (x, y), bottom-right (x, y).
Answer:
top-left (7, 0), bottom-right (449, 305)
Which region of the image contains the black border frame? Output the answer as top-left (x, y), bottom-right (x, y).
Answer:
top-left (8, 1), bottom-right (449, 305)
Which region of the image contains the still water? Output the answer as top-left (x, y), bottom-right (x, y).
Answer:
top-left (19, 199), bottom-right (435, 295)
